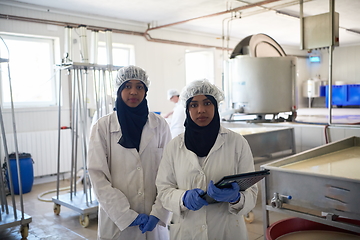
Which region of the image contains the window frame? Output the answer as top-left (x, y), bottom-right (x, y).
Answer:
top-left (185, 48), bottom-right (215, 86)
top-left (97, 42), bottom-right (135, 66)
top-left (0, 33), bottom-right (59, 109)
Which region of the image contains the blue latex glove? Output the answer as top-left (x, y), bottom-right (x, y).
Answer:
top-left (183, 188), bottom-right (209, 211)
top-left (140, 215), bottom-right (159, 233)
top-left (207, 180), bottom-right (240, 203)
top-left (129, 214), bottom-right (149, 229)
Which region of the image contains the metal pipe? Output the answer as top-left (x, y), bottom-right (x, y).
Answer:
top-left (105, 29), bottom-right (113, 66)
top-left (143, 33), bottom-right (232, 50)
top-left (76, 69), bottom-right (89, 205)
top-left (69, 69), bottom-right (76, 199)
top-left (90, 30), bottom-right (99, 64)
top-left (328, 0), bottom-right (335, 126)
top-left (0, 105), bottom-right (11, 215)
top-left (7, 58), bottom-right (24, 219)
top-left (73, 91), bottom-right (79, 196)
top-left (300, 0), bottom-right (304, 50)
top-left (0, 14), bottom-right (231, 51)
top-left (64, 26), bottom-right (73, 63)
top-left (78, 25), bottom-right (89, 63)
top-left (93, 69), bottom-right (100, 121)
top-left (56, 69), bottom-right (62, 200)
top-left (146, 0), bottom-right (282, 32)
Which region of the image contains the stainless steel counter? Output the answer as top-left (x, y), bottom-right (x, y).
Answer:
top-left (222, 122), bottom-right (295, 159)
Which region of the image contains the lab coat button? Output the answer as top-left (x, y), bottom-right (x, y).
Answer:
top-left (138, 192), bottom-right (142, 195)
top-left (137, 167), bottom-right (141, 170)
top-left (202, 225), bottom-right (206, 229)
top-left (200, 171), bottom-right (204, 175)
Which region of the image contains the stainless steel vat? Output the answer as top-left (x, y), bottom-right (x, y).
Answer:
top-left (261, 136), bottom-right (360, 236)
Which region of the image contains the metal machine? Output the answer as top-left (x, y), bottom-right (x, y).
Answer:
top-left (261, 136), bottom-right (360, 237)
top-left (222, 34), bottom-right (296, 122)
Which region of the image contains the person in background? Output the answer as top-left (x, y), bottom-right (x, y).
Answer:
top-left (156, 80), bottom-right (258, 240)
top-left (164, 89), bottom-right (186, 138)
top-left (88, 65), bottom-right (171, 240)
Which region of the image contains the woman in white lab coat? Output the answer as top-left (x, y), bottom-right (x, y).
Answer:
top-left (88, 65), bottom-right (172, 240)
top-left (156, 80), bottom-right (258, 240)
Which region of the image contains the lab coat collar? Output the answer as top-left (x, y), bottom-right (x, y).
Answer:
top-left (138, 113), bottom-right (159, 154)
top-left (109, 112), bottom-right (121, 133)
top-left (205, 125), bottom-right (227, 158)
top-left (109, 111), bottom-right (159, 155)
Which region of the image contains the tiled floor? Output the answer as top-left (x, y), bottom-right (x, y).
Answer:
top-left (1, 160), bottom-right (290, 240)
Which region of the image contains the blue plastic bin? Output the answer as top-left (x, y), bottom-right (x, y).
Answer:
top-left (5, 152), bottom-right (34, 194)
top-left (325, 84), bottom-right (360, 107)
top-left (348, 84), bottom-right (360, 105)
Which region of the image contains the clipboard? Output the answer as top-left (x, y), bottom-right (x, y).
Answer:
top-left (201, 169), bottom-right (270, 204)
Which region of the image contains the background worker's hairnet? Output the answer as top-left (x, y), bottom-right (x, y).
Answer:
top-left (180, 79), bottom-right (225, 107)
top-left (167, 89), bottom-right (180, 100)
top-left (115, 65), bottom-right (150, 90)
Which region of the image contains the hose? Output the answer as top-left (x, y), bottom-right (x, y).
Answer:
top-left (37, 169), bottom-right (85, 202)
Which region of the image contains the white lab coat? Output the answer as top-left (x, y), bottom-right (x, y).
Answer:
top-left (88, 111), bottom-right (172, 240)
top-left (156, 126), bottom-right (258, 240)
top-left (169, 102), bottom-right (186, 139)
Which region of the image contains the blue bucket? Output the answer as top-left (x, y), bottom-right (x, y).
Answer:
top-left (5, 152), bottom-right (34, 195)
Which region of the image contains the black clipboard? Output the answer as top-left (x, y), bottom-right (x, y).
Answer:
top-left (201, 169), bottom-right (270, 204)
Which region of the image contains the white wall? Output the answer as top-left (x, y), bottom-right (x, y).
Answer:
top-left (1, 4), bottom-right (360, 156)
top-left (0, 4), bottom-right (242, 132)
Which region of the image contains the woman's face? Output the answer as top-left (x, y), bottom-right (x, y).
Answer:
top-left (120, 80), bottom-right (146, 107)
top-left (188, 95), bottom-right (215, 127)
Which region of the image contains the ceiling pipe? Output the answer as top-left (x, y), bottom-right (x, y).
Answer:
top-left (0, 13), bottom-right (231, 50)
top-left (0, 1), bottom-right (285, 51)
top-left (145, 0), bottom-right (282, 32)
top-left (143, 0), bottom-right (282, 50)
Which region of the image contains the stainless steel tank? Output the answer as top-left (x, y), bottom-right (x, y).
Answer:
top-left (224, 55), bottom-right (295, 115)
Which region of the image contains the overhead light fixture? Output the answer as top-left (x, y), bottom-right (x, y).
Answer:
top-left (275, 11), bottom-right (299, 19)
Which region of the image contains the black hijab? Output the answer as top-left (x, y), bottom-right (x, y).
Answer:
top-left (184, 95), bottom-right (220, 157)
top-left (115, 83), bottom-right (149, 152)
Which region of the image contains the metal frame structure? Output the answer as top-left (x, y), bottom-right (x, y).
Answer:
top-left (261, 136), bottom-right (360, 239)
top-left (0, 57), bottom-right (32, 238)
top-left (52, 62), bottom-right (121, 227)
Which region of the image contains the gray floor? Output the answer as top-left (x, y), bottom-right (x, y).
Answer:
top-left (1, 159), bottom-right (292, 240)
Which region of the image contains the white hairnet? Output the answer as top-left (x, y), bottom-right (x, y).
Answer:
top-left (167, 89), bottom-right (180, 100)
top-left (180, 79), bottom-right (224, 107)
top-left (115, 65), bottom-right (150, 90)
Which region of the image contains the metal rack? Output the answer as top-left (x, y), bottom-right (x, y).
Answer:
top-left (0, 57), bottom-right (32, 238)
top-left (261, 136), bottom-right (360, 239)
top-left (52, 62), bottom-right (121, 227)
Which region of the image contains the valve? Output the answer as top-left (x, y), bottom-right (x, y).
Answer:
top-left (271, 192), bottom-right (292, 208)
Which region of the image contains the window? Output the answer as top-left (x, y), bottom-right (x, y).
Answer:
top-left (97, 42), bottom-right (134, 66)
top-left (185, 49), bottom-right (215, 85)
top-left (0, 34), bottom-right (57, 108)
